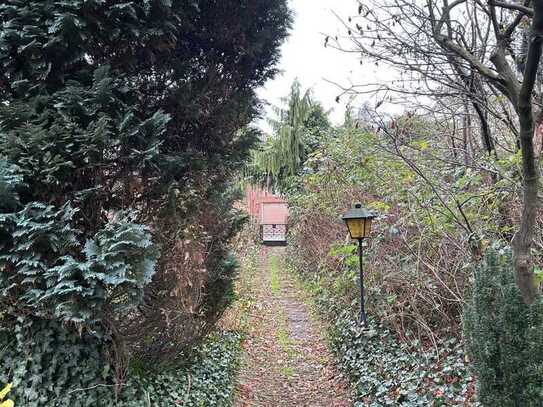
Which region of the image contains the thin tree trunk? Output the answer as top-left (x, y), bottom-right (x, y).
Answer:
top-left (462, 102), bottom-right (471, 166)
top-left (472, 101), bottom-right (495, 157)
top-left (512, 2), bottom-right (543, 304)
top-left (450, 118), bottom-right (458, 159)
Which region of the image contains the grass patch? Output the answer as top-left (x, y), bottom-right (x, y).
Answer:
top-left (280, 366), bottom-right (294, 379)
top-left (276, 314), bottom-right (297, 379)
top-left (269, 255), bottom-right (281, 295)
top-left (277, 324), bottom-right (291, 350)
top-left (276, 310), bottom-right (298, 360)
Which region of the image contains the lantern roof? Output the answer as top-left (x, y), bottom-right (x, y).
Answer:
top-left (342, 203), bottom-right (376, 220)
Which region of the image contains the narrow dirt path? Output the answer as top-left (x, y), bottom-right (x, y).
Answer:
top-left (234, 246), bottom-right (352, 407)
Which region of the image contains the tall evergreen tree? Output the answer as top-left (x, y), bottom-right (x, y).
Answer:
top-left (0, 1), bottom-right (291, 403)
top-left (250, 80), bottom-right (331, 192)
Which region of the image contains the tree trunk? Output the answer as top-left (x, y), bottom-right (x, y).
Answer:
top-left (462, 101), bottom-right (472, 166)
top-left (513, 3), bottom-right (543, 304)
top-left (514, 116), bottom-right (540, 304)
top-left (472, 100), bottom-right (495, 157)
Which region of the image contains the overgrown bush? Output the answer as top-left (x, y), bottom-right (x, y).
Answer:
top-left (331, 314), bottom-right (475, 406)
top-left (0, 196), bottom-right (158, 327)
top-left (120, 196), bottom-right (245, 361)
top-left (0, 317), bottom-right (242, 407)
top-left (121, 331), bottom-right (243, 407)
top-left (282, 118), bottom-right (540, 342)
top-left (292, 261), bottom-right (478, 405)
top-left (464, 249), bottom-right (543, 406)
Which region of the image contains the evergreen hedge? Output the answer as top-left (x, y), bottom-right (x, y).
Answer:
top-left (464, 249), bottom-right (543, 406)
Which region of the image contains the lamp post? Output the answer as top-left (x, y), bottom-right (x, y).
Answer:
top-left (342, 203), bottom-right (376, 327)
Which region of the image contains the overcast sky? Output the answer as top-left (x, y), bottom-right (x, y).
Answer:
top-left (257, 0), bottom-right (383, 129)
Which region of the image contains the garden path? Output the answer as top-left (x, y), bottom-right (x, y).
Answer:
top-left (233, 246), bottom-right (352, 407)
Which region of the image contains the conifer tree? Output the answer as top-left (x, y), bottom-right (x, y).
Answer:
top-left (0, 1), bottom-right (290, 403)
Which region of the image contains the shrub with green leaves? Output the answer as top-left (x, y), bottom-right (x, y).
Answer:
top-left (121, 331), bottom-right (243, 407)
top-left (296, 268), bottom-right (479, 406)
top-left (0, 0), bottom-right (290, 403)
top-left (328, 313), bottom-right (475, 406)
top-left (0, 318), bottom-right (115, 406)
top-left (0, 318), bottom-right (242, 407)
top-left (464, 249), bottom-right (543, 406)
top-left (0, 201), bottom-right (157, 326)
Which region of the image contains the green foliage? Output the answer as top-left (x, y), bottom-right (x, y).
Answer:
top-left (249, 80), bottom-right (331, 192)
top-left (282, 116), bottom-right (502, 404)
top-left (0, 318), bottom-right (114, 407)
top-left (251, 81), bottom-right (312, 177)
top-left (464, 250), bottom-right (543, 406)
top-left (294, 269), bottom-right (478, 405)
top-left (270, 255), bottom-right (281, 295)
top-left (0, 202), bottom-right (157, 326)
top-left (331, 314), bottom-right (476, 406)
top-left (0, 318), bottom-right (242, 407)
top-left (0, 159), bottom-right (24, 212)
top-left (84, 211), bottom-right (158, 312)
top-left (123, 331), bottom-right (242, 407)
top-left (200, 251), bottom-right (241, 324)
top-left (0, 0), bottom-right (290, 403)
top-left (284, 118), bottom-right (523, 339)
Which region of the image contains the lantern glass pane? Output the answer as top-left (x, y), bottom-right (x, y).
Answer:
top-left (346, 218), bottom-right (365, 239)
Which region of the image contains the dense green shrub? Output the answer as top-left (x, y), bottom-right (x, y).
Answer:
top-left (283, 123), bottom-right (484, 340)
top-left (0, 318), bottom-right (115, 406)
top-left (329, 313), bottom-right (475, 406)
top-left (0, 199), bottom-right (157, 326)
top-left (0, 0), bottom-right (290, 320)
top-left (0, 318), bottom-right (242, 407)
top-left (0, 0), bottom-right (290, 403)
top-left (124, 331), bottom-right (242, 407)
top-left (464, 250), bottom-right (543, 406)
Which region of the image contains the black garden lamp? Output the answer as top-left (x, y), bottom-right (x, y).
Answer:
top-left (342, 203), bottom-right (376, 326)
